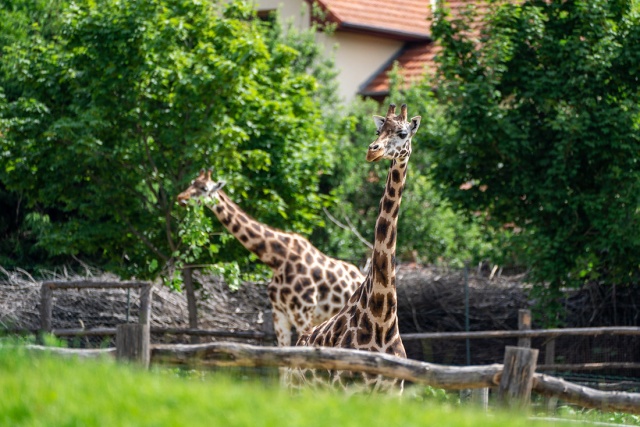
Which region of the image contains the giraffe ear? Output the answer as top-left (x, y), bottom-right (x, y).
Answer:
top-left (409, 116), bottom-right (421, 136)
top-left (213, 180), bottom-right (227, 191)
top-left (373, 115), bottom-right (385, 131)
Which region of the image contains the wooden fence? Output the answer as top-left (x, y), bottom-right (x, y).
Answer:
top-left (21, 282), bottom-right (640, 413)
top-left (27, 335), bottom-right (640, 414)
top-left (35, 282), bottom-right (640, 372)
top-left (39, 280), bottom-right (153, 332)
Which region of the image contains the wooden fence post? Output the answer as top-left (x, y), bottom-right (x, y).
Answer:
top-left (518, 309), bottom-right (531, 348)
top-left (545, 338), bottom-right (558, 411)
top-left (498, 346), bottom-right (539, 409)
top-left (39, 283), bottom-right (53, 342)
top-left (262, 309), bottom-right (275, 345)
top-left (116, 324), bottom-right (150, 368)
top-left (470, 387), bottom-right (489, 410)
top-left (138, 284), bottom-right (152, 327)
top-left (182, 267), bottom-right (200, 344)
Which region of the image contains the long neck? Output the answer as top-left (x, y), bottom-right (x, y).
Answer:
top-left (208, 190), bottom-right (284, 269)
top-left (366, 158), bottom-right (408, 320)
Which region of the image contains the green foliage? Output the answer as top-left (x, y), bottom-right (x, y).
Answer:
top-left (0, 0), bottom-right (338, 283)
top-left (0, 345), bottom-right (592, 427)
top-left (430, 0), bottom-right (640, 322)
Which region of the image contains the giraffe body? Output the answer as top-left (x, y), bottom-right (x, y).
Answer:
top-left (177, 171), bottom-right (364, 346)
top-left (295, 104), bottom-right (421, 393)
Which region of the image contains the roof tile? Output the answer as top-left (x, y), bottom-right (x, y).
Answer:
top-left (359, 1), bottom-right (497, 96)
top-left (360, 43), bottom-right (440, 96)
top-left (312, 0), bottom-right (431, 39)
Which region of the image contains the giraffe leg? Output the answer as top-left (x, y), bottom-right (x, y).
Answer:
top-left (272, 310), bottom-right (292, 346)
top-left (271, 310), bottom-right (296, 388)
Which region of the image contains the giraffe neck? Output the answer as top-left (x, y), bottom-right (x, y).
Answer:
top-left (363, 158), bottom-right (408, 325)
top-left (208, 190), bottom-right (285, 270)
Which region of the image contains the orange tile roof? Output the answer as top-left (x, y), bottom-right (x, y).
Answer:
top-left (359, 1), bottom-right (496, 97)
top-left (360, 43), bottom-right (440, 97)
top-left (310, 0), bottom-right (431, 41)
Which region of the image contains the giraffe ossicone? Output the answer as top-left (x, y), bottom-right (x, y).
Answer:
top-left (293, 103), bottom-right (421, 394)
top-left (177, 168), bottom-right (365, 347)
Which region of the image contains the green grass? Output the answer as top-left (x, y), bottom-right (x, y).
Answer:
top-left (0, 344), bottom-right (630, 427)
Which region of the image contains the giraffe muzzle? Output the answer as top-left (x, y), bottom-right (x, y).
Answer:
top-left (366, 144), bottom-right (384, 162)
top-left (177, 194), bottom-right (190, 206)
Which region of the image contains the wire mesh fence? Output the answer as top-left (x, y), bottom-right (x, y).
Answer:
top-left (44, 283), bottom-right (148, 349)
top-left (2, 265), bottom-right (640, 391)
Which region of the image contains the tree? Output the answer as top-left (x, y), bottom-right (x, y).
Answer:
top-left (0, 0), bottom-right (338, 285)
top-left (430, 0), bottom-right (640, 321)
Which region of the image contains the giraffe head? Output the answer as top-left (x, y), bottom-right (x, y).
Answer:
top-left (177, 168), bottom-right (226, 206)
top-left (366, 104), bottom-right (421, 162)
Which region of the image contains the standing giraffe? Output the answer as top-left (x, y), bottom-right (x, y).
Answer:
top-left (177, 170), bottom-right (364, 346)
top-left (295, 104), bottom-right (421, 392)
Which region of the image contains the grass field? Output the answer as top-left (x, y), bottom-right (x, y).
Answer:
top-left (0, 343), bottom-right (635, 427)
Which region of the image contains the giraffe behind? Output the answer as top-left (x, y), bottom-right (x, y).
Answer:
top-left (177, 169), bottom-right (365, 346)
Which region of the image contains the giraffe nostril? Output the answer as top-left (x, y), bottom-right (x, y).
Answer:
top-left (370, 144), bottom-right (380, 151)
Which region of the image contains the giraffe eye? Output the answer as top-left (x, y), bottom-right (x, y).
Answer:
top-left (398, 131), bottom-right (408, 139)
top-left (376, 130), bottom-right (381, 136)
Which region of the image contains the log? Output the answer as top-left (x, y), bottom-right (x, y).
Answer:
top-left (498, 346), bottom-right (539, 408)
top-left (151, 342), bottom-right (502, 390)
top-left (538, 362), bottom-right (640, 371)
top-left (533, 373), bottom-right (640, 414)
top-left (25, 345), bottom-right (115, 358)
top-left (116, 324), bottom-right (150, 368)
top-left (21, 341), bottom-right (640, 414)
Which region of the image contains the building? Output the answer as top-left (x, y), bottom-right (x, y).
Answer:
top-left (254, 0), bottom-right (441, 103)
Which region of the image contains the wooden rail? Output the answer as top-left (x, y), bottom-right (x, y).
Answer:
top-left (29, 325), bottom-right (638, 371)
top-left (34, 327), bottom-right (276, 341)
top-left (149, 342), bottom-right (640, 414)
top-left (401, 326), bottom-right (640, 341)
top-left (36, 326), bottom-right (640, 341)
top-left (25, 332), bottom-right (640, 414)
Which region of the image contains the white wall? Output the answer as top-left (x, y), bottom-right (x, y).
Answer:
top-left (317, 32), bottom-right (402, 103)
top-left (252, 0), bottom-right (310, 30)
top-left (253, 0), bottom-right (402, 103)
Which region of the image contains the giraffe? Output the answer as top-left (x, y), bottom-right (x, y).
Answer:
top-left (176, 169), bottom-right (364, 346)
top-left (294, 103), bottom-right (421, 393)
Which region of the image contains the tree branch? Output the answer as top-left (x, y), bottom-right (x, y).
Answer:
top-left (118, 212), bottom-right (169, 262)
top-left (323, 207), bottom-right (373, 250)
